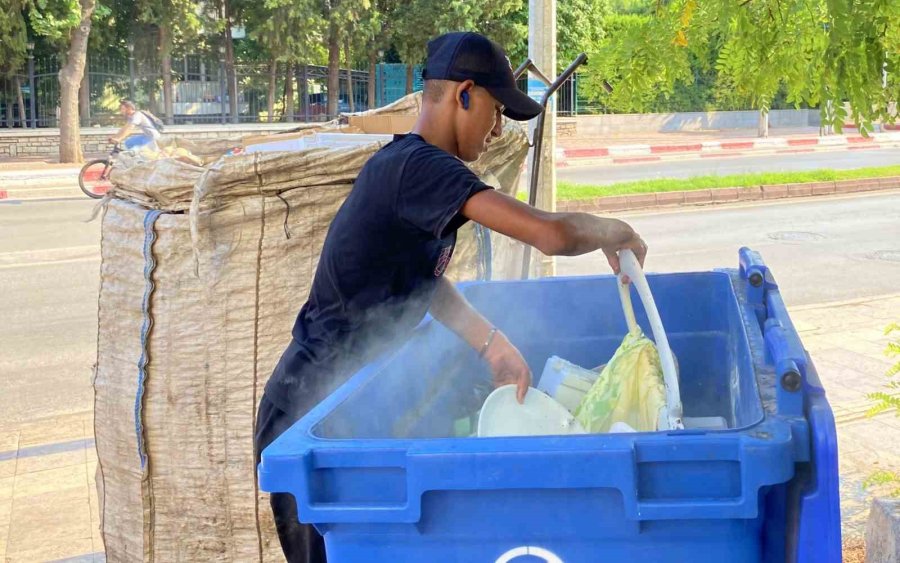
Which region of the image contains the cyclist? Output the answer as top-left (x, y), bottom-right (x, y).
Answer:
top-left (108, 100), bottom-right (161, 151)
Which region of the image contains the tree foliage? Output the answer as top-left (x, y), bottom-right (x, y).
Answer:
top-left (864, 323), bottom-right (900, 498)
top-left (9, 0), bottom-right (897, 127)
top-left (0, 1), bottom-right (29, 75)
top-left (246, 0), bottom-right (327, 64)
top-left (582, 0), bottom-right (899, 128)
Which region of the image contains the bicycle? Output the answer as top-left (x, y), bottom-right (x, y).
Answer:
top-left (78, 143), bottom-right (122, 199)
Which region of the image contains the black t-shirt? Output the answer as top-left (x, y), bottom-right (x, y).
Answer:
top-left (264, 133), bottom-right (492, 415)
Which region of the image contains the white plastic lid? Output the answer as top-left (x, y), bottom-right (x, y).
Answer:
top-left (477, 385), bottom-right (588, 437)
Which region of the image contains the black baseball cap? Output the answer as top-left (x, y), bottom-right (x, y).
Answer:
top-left (422, 32), bottom-right (544, 122)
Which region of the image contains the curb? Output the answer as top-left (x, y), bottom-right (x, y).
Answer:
top-left (557, 177), bottom-right (900, 214)
top-left (0, 168), bottom-right (81, 200)
top-left (556, 132), bottom-right (900, 168)
top-left (0, 184), bottom-right (84, 201)
top-left (866, 498), bottom-right (900, 563)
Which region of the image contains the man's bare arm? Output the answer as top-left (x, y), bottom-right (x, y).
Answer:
top-left (109, 123), bottom-right (134, 143)
top-left (429, 277), bottom-right (531, 401)
top-left (461, 189), bottom-right (647, 274)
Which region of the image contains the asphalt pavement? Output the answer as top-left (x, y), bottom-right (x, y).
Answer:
top-left (558, 191), bottom-right (900, 306)
top-left (2, 192), bottom-right (899, 426)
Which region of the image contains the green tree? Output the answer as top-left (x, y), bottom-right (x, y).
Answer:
top-left (392, 0), bottom-right (527, 93)
top-left (584, 0), bottom-right (899, 131)
top-left (0, 3), bottom-right (29, 128)
top-left (246, 0), bottom-right (326, 121)
top-left (28, 0), bottom-right (102, 162)
top-left (258, 0), bottom-right (372, 119)
top-left (210, 0), bottom-right (249, 123)
top-left (134, 0), bottom-right (203, 124)
top-left (557, 0), bottom-right (609, 70)
top-left (498, 0), bottom-right (610, 72)
top-left (865, 323), bottom-right (900, 497)
top-left (358, 0), bottom-right (400, 109)
top-left (325, 0), bottom-right (372, 117)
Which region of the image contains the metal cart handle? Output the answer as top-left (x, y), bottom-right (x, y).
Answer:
top-left (518, 53), bottom-right (588, 279)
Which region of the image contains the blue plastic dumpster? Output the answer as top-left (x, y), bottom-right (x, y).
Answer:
top-left (259, 248), bottom-right (841, 562)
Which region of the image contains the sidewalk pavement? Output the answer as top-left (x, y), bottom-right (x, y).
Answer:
top-left (0, 295), bottom-right (897, 561)
top-left (0, 168), bottom-right (83, 201)
top-left (556, 129), bottom-right (900, 167)
top-left (2, 128), bottom-right (898, 175)
top-left (0, 123), bottom-right (301, 139)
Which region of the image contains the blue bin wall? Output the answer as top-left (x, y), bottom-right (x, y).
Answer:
top-left (313, 271), bottom-right (763, 440)
top-left (259, 253), bottom-right (841, 563)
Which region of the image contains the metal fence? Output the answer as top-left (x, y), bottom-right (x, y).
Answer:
top-left (1, 50), bottom-right (584, 129)
top-left (2, 53), bottom-right (377, 128)
top-left (0, 72), bottom-right (31, 128)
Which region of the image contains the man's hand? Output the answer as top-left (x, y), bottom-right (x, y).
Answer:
top-left (428, 278), bottom-right (531, 402)
top-left (482, 331), bottom-right (531, 403)
top-left (599, 219), bottom-right (648, 283)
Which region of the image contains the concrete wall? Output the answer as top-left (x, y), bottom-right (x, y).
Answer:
top-left (561, 109), bottom-right (821, 137)
top-left (0, 124), bottom-right (298, 159)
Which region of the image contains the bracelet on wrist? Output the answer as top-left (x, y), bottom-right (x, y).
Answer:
top-left (479, 327), bottom-right (499, 358)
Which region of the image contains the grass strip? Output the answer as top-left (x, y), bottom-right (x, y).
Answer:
top-left (556, 165), bottom-right (900, 201)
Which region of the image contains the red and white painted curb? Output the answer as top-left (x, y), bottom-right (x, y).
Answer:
top-left (556, 131), bottom-right (900, 168)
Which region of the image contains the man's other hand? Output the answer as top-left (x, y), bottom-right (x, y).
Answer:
top-left (483, 331), bottom-right (531, 403)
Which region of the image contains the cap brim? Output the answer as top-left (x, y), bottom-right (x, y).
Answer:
top-left (486, 86), bottom-right (544, 121)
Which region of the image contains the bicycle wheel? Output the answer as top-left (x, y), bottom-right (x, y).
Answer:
top-left (78, 159), bottom-right (113, 199)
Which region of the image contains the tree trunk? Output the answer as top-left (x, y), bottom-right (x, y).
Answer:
top-left (299, 65), bottom-right (309, 121)
top-left (327, 23), bottom-right (341, 119)
top-left (267, 58), bottom-right (277, 123)
top-left (15, 76), bottom-right (27, 128)
top-left (160, 25), bottom-right (174, 125)
top-left (222, 0), bottom-right (238, 123)
top-left (757, 108), bottom-right (769, 138)
top-left (368, 52), bottom-right (377, 110)
top-left (344, 38), bottom-right (354, 113)
top-left (58, 0), bottom-right (96, 163)
top-left (822, 100), bottom-right (835, 135)
top-left (406, 64), bottom-right (414, 95)
top-left (79, 63), bottom-right (90, 126)
top-left (148, 86), bottom-right (158, 114)
top-left (284, 62), bottom-right (294, 123)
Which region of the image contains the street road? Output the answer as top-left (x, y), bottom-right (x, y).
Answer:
top-left (1, 192), bottom-right (899, 426)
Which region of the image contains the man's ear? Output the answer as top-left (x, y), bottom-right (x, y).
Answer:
top-left (455, 80), bottom-right (475, 110)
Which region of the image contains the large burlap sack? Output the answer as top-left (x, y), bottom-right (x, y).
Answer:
top-left (94, 94), bottom-right (529, 561)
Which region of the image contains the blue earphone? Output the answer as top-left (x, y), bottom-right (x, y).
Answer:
top-left (461, 90), bottom-right (470, 110)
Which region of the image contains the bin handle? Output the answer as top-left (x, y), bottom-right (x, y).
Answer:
top-left (283, 430), bottom-right (796, 524)
top-left (617, 250), bottom-right (683, 430)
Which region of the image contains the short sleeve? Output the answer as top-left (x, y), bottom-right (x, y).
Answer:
top-left (130, 113), bottom-right (143, 127)
top-left (397, 146), bottom-right (493, 239)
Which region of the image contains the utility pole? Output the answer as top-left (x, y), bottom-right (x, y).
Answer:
top-left (528, 0), bottom-right (557, 278)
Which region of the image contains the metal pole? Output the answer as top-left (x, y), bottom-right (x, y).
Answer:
top-left (377, 63), bottom-right (382, 107)
top-left (526, 0), bottom-right (558, 279)
top-left (128, 56), bottom-right (136, 101)
top-left (219, 58), bottom-right (227, 125)
top-left (27, 53), bottom-right (36, 128)
top-left (301, 64), bottom-right (309, 123)
top-left (520, 54), bottom-right (587, 280)
top-left (231, 68), bottom-right (239, 124)
top-left (574, 74), bottom-right (579, 115)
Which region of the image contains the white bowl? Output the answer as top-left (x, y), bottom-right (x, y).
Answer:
top-left (477, 385), bottom-right (588, 437)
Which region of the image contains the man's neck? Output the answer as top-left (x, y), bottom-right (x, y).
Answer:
top-left (412, 106), bottom-right (459, 159)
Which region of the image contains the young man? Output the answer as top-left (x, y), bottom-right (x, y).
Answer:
top-left (108, 100), bottom-right (161, 151)
top-left (255, 31), bottom-right (648, 562)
